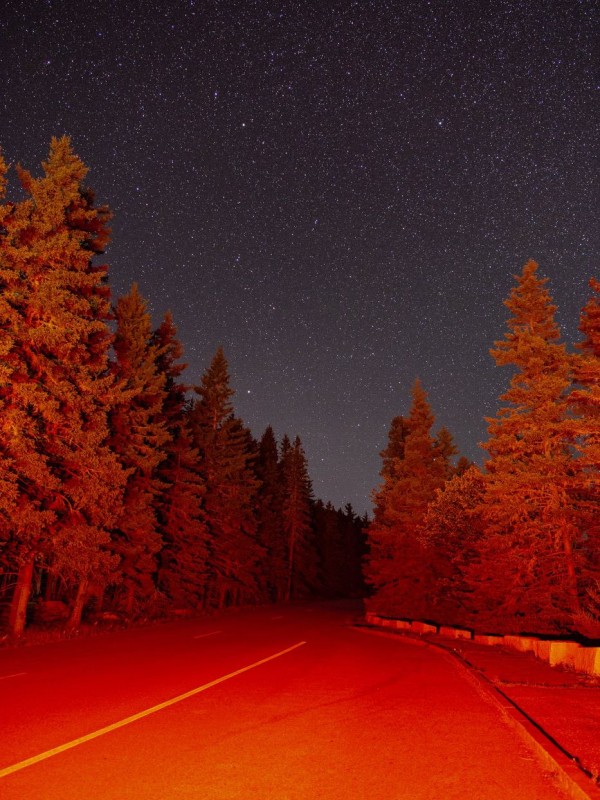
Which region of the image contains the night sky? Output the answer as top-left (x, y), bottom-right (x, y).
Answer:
top-left (1, 0), bottom-right (597, 514)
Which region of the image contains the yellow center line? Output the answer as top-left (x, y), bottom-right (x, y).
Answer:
top-left (0, 640), bottom-right (307, 779)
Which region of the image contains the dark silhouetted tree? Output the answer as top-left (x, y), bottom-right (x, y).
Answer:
top-left (281, 435), bottom-right (316, 600)
top-left (255, 426), bottom-right (287, 602)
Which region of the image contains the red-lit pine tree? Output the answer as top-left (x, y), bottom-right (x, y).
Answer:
top-left (421, 466), bottom-right (486, 628)
top-left (109, 284), bottom-right (170, 616)
top-left (365, 379), bottom-right (446, 619)
top-left (152, 312), bottom-right (209, 609)
top-left (433, 426), bottom-right (459, 479)
top-left (477, 261), bottom-right (579, 634)
top-left (570, 279), bottom-right (600, 629)
top-left (379, 415), bottom-right (409, 481)
top-left (0, 139), bottom-right (127, 634)
top-left (189, 348), bottom-right (263, 607)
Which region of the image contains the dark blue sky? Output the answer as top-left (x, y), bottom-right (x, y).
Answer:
top-left (1, 0), bottom-right (597, 513)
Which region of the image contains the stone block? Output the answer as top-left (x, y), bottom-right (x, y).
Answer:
top-left (533, 640), bottom-right (552, 661)
top-left (548, 640), bottom-right (581, 668)
top-left (503, 635), bottom-right (537, 653)
top-left (473, 634), bottom-right (504, 646)
top-left (574, 646), bottom-right (600, 676)
top-left (439, 626), bottom-right (472, 640)
top-left (454, 627), bottom-right (473, 639)
top-left (410, 620), bottom-right (438, 635)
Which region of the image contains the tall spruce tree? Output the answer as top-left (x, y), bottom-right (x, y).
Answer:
top-left (152, 312), bottom-right (208, 608)
top-left (478, 261), bottom-right (579, 634)
top-left (365, 379), bottom-right (446, 618)
top-left (570, 279), bottom-right (600, 628)
top-left (0, 139), bottom-right (127, 634)
top-left (189, 348), bottom-right (263, 607)
top-left (109, 284), bottom-right (170, 616)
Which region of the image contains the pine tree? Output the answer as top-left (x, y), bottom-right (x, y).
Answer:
top-left (189, 348), bottom-right (263, 607)
top-left (109, 284), bottom-right (170, 616)
top-left (281, 435), bottom-right (316, 600)
top-left (0, 138), bottom-right (127, 633)
top-left (570, 279), bottom-right (600, 628)
top-left (152, 312), bottom-right (208, 608)
top-left (255, 426), bottom-right (287, 602)
top-left (365, 379), bottom-right (446, 618)
top-left (379, 415), bottom-right (409, 481)
top-left (479, 260), bottom-right (579, 634)
top-left (433, 426), bottom-right (459, 479)
top-left (421, 466), bottom-right (486, 628)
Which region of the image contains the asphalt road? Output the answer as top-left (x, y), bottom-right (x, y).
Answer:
top-left (0, 602), bottom-right (569, 799)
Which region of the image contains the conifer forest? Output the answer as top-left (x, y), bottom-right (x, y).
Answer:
top-left (1, 140), bottom-right (598, 641)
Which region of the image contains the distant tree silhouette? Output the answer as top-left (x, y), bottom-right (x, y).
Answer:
top-left (281, 435), bottom-right (316, 600)
top-left (255, 426), bottom-right (287, 602)
top-left (314, 500), bottom-right (367, 598)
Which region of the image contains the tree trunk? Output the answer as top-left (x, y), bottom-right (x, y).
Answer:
top-left (67, 578), bottom-right (88, 629)
top-left (8, 558), bottom-right (35, 637)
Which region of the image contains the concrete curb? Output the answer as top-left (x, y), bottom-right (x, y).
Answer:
top-left (439, 645), bottom-right (600, 800)
top-left (364, 613), bottom-right (600, 678)
top-left (359, 622), bottom-right (600, 800)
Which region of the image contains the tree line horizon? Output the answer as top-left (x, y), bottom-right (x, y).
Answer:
top-left (0, 139), bottom-right (598, 642)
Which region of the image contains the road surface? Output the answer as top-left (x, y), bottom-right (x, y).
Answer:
top-left (0, 602), bottom-right (569, 799)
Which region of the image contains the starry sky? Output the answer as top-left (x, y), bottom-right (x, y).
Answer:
top-left (1, 0), bottom-right (598, 514)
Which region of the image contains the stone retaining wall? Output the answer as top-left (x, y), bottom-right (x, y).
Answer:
top-left (364, 612), bottom-right (600, 678)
